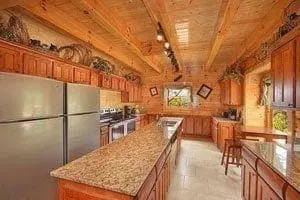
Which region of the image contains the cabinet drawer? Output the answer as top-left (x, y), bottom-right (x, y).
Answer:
top-left (242, 147), bottom-right (257, 169)
top-left (155, 151), bottom-right (166, 175)
top-left (136, 167), bottom-right (156, 200)
top-left (257, 159), bottom-right (286, 199)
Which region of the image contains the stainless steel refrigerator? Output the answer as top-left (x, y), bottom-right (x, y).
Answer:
top-left (0, 72), bottom-right (100, 200)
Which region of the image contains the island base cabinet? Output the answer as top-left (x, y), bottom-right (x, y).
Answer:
top-left (242, 160), bottom-right (257, 200)
top-left (257, 176), bottom-right (281, 200)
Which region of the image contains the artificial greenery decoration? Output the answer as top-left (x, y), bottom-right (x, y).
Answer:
top-left (219, 66), bottom-right (244, 84)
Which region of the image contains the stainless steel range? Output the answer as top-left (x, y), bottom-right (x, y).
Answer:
top-left (100, 108), bottom-right (136, 143)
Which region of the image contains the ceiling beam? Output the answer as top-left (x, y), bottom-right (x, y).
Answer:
top-left (230, 0), bottom-right (292, 64)
top-left (142, 0), bottom-right (184, 71)
top-left (205, 0), bottom-right (242, 69)
top-left (19, 2), bottom-right (146, 73)
top-left (0, 0), bottom-right (38, 10)
top-left (69, 0), bottom-right (162, 73)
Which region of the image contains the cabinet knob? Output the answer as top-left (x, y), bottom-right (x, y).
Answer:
top-left (288, 103), bottom-right (293, 107)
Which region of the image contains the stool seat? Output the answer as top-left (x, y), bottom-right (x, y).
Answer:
top-left (221, 139), bottom-right (242, 175)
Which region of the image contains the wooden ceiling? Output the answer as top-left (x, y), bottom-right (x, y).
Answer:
top-left (3, 0), bottom-right (291, 75)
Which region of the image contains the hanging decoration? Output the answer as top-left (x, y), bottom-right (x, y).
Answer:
top-left (58, 44), bottom-right (92, 65)
top-left (88, 56), bottom-right (115, 75)
top-left (219, 66), bottom-right (244, 84)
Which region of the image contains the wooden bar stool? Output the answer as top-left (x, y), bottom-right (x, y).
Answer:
top-left (221, 139), bottom-right (242, 175)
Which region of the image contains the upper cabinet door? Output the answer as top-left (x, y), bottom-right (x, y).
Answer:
top-left (53, 61), bottom-right (74, 82)
top-left (23, 52), bottom-right (53, 78)
top-left (272, 39), bottom-right (295, 108)
top-left (73, 67), bottom-right (90, 84)
top-left (296, 36), bottom-right (300, 109)
top-left (0, 43), bottom-right (22, 73)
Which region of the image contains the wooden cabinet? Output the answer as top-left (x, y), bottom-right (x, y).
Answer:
top-left (272, 39), bottom-right (295, 108)
top-left (99, 73), bottom-right (112, 88)
top-left (285, 185), bottom-right (300, 200)
top-left (182, 116), bottom-right (211, 137)
top-left (0, 42), bottom-right (22, 73)
top-left (242, 160), bottom-right (257, 200)
top-left (119, 78), bottom-right (126, 91)
top-left (122, 82), bottom-right (142, 103)
top-left (194, 117), bottom-right (203, 135)
top-left (100, 126), bottom-right (109, 147)
top-left (53, 61), bottom-right (74, 82)
top-left (184, 117), bottom-right (194, 135)
top-left (90, 71), bottom-right (99, 87)
top-left (296, 36), bottom-right (300, 109)
top-left (155, 167), bottom-right (165, 200)
top-left (212, 119), bottom-right (218, 144)
top-left (74, 66), bottom-right (90, 84)
top-left (23, 52), bottom-right (53, 78)
top-left (111, 76), bottom-right (120, 90)
top-left (217, 123), bottom-right (234, 152)
top-left (220, 79), bottom-right (242, 106)
top-left (257, 176), bottom-right (281, 200)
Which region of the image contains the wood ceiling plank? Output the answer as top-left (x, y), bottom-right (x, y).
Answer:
top-left (205, 0), bottom-right (243, 69)
top-left (69, 0), bottom-right (162, 73)
top-left (142, 0), bottom-right (184, 71)
top-left (230, 0), bottom-right (292, 64)
top-left (0, 0), bottom-right (39, 10)
top-left (19, 2), bottom-right (145, 73)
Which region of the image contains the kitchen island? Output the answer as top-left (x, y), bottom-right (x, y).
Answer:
top-left (241, 141), bottom-right (300, 200)
top-left (51, 117), bottom-right (183, 200)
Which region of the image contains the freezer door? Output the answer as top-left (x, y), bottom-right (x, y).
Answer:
top-left (67, 113), bottom-right (100, 162)
top-left (66, 83), bottom-right (100, 114)
top-left (0, 118), bottom-right (63, 200)
top-left (0, 72), bottom-right (63, 122)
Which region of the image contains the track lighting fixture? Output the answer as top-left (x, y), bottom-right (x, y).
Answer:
top-left (164, 42), bottom-right (170, 49)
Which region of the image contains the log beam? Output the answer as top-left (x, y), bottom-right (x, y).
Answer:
top-left (205, 0), bottom-right (242, 69)
top-left (70, 0), bottom-right (162, 73)
top-left (19, 2), bottom-right (146, 73)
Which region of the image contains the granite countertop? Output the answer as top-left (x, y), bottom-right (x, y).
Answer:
top-left (51, 117), bottom-right (183, 196)
top-left (213, 117), bottom-right (241, 123)
top-left (242, 141), bottom-right (300, 192)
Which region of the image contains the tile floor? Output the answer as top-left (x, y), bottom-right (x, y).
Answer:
top-left (167, 139), bottom-right (242, 200)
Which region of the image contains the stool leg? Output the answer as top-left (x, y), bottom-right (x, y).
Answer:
top-left (225, 146), bottom-right (231, 175)
top-left (221, 142), bottom-right (227, 165)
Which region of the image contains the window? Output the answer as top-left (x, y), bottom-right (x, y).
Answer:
top-left (164, 86), bottom-right (192, 107)
top-left (273, 110), bottom-right (288, 133)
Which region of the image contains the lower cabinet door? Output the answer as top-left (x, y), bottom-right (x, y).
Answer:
top-left (156, 170), bottom-right (165, 200)
top-left (242, 160), bottom-right (257, 200)
top-left (147, 188), bottom-right (156, 200)
top-left (285, 185), bottom-right (300, 200)
top-left (257, 176), bottom-right (281, 200)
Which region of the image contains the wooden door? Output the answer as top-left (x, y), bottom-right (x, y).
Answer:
top-left (212, 120), bottom-right (218, 144)
top-left (0, 43), bottom-right (22, 73)
top-left (285, 185), bottom-right (300, 200)
top-left (74, 67), bottom-right (90, 84)
top-left (296, 36), bottom-right (300, 109)
top-left (155, 169), bottom-right (165, 200)
top-left (90, 71), bottom-right (99, 87)
top-left (23, 52), bottom-right (53, 78)
top-left (257, 176), bottom-right (281, 200)
top-left (194, 117), bottom-right (203, 136)
top-left (272, 40), bottom-right (295, 108)
top-left (202, 117), bottom-right (211, 136)
top-left (111, 77), bottom-right (120, 90)
top-left (147, 188), bottom-right (156, 200)
top-left (184, 117), bottom-right (194, 135)
top-left (218, 123), bottom-right (233, 152)
top-left (53, 61), bottom-right (74, 82)
top-left (242, 160), bottom-right (257, 200)
top-left (230, 80), bottom-right (242, 105)
top-left (119, 79), bottom-right (126, 91)
top-left (99, 74), bottom-right (112, 88)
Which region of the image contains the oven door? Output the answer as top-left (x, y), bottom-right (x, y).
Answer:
top-left (109, 123), bottom-right (125, 143)
top-left (127, 120), bottom-right (136, 134)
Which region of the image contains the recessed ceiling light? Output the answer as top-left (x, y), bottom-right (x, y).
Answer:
top-left (164, 42), bottom-right (170, 49)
